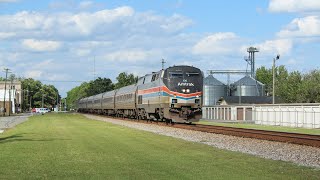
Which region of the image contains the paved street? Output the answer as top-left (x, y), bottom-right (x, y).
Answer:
top-left (0, 113), bottom-right (32, 133)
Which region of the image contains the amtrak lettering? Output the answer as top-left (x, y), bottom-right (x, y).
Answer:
top-left (178, 82), bottom-right (194, 86)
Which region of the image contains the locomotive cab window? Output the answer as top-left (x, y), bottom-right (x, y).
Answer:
top-left (186, 72), bottom-right (199, 77)
top-left (169, 72), bottom-right (183, 78)
top-left (151, 74), bottom-right (158, 82)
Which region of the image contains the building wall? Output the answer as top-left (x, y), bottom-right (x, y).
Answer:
top-left (0, 81), bottom-right (23, 113)
top-left (0, 101), bottom-right (12, 115)
top-left (202, 104), bottom-right (320, 128)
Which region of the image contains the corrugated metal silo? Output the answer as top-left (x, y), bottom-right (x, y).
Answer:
top-left (231, 76), bottom-right (265, 96)
top-left (203, 75), bottom-right (227, 106)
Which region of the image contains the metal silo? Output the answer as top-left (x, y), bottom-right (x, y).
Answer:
top-left (203, 75), bottom-right (227, 106)
top-left (231, 76), bottom-right (265, 96)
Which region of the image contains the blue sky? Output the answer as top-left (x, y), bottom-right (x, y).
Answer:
top-left (0, 0), bottom-right (320, 96)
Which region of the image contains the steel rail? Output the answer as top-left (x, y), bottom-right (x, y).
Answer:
top-left (172, 124), bottom-right (320, 148)
top-left (87, 114), bottom-right (320, 148)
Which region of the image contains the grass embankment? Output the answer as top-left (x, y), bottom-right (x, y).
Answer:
top-left (198, 120), bottom-right (320, 135)
top-left (0, 113), bottom-right (319, 179)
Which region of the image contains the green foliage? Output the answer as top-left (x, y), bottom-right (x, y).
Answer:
top-left (114, 72), bottom-right (138, 89)
top-left (300, 70), bottom-right (320, 103)
top-left (66, 72), bottom-right (138, 109)
top-left (66, 77), bottom-right (114, 109)
top-left (256, 66), bottom-right (320, 103)
top-left (256, 66), bottom-right (273, 95)
top-left (21, 78), bottom-right (59, 110)
top-left (66, 82), bottom-right (90, 110)
top-left (85, 77), bottom-right (114, 96)
top-left (0, 113), bottom-right (319, 179)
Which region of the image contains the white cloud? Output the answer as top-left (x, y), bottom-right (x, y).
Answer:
top-left (22, 39), bottom-right (61, 52)
top-left (160, 14), bottom-right (193, 33)
top-left (254, 39), bottom-right (293, 55)
top-left (0, 0), bottom-right (17, 2)
top-left (79, 1), bottom-right (94, 9)
top-left (0, 7), bottom-right (135, 39)
top-left (24, 70), bottom-right (43, 79)
top-left (192, 32), bottom-right (240, 55)
top-left (0, 32), bottom-right (15, 39)
top-left (0, 6), bottom-right (193, 41)
top-left (268, 0), bottom-right (320, 13)
top-left (277, 16), bottom-right (320, 37)
top-left (104, 49), bottom-right (149, 62)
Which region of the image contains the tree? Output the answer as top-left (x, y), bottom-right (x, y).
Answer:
top-left (22, 78), bottom-right (42, 110)
top-left (300, 70), bottom-right (320, 103)
top-left (66, 82), bottom-right (90, 110)
top-left (256, 66), bottom-right (272, 95)
top-left (114, 72), bottom-right (138, 89)
top-left (284, 71), bottom-right (302, 103)
top-left (86, 77), bottom-right (114, 96)
top-left (256, 66), bottom-right (320, 103)
top-left (21, 78), bottom-right (59, 110)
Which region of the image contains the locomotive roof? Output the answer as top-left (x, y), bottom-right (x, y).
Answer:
top-left (166, 65), bottom-right (201, 71)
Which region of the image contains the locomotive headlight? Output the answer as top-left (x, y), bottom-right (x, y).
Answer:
top-left (182, 89), bottom-right (186, 93)
top-left (186, 89), bottom-right (190, 93)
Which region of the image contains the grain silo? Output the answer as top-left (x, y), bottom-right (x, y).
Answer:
top-left (203, 75), bottom-right (227, 106)
top-left (231, 76), bottom-right (265, 96)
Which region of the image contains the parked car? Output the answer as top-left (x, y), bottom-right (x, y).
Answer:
top-left (32, 108), bottom-right (50, 114)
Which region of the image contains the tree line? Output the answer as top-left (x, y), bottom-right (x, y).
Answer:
top-left (256, 66), bottom-right (320, 103)
top-left (1, 75), bottom-right (60, 111)
top-left (66, 72), bottom-right (138, 110)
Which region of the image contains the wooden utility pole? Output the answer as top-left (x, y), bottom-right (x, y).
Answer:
top-left (2, 68), bottom-right (10, 116)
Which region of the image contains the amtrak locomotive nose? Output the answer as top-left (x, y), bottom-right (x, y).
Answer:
top-left (162, 66), bottom-right (203, 122)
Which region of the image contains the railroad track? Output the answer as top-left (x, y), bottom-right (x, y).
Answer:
top-left (88, 114), bottom-right (320, 148)
top-left (172, 124), bottom-right (320, 148)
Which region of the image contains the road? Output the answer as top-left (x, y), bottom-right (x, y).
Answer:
top-left (0, 113), bottom-right (32, 133)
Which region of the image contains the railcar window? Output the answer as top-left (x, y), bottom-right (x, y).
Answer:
top-left (169, 72), bottom-right (183, 78)
top-left (103, 97), bottom-right (112, 103)
top-left (138, 95), bottom-right (142, 104)
top-left (186, 72), bottom-right (199, 77)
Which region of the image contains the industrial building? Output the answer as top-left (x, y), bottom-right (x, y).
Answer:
top-left (203, 47), bottom-right (270, 106)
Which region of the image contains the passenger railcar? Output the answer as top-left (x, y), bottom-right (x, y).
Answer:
top-left (78, 65), bottom-right (203, 123)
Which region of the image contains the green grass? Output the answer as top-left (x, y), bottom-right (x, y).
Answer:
top-left (0, 113), bottom-right (319, 179)
top-left (198, 120), bottom-right (320, 135)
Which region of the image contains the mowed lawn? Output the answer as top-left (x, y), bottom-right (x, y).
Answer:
top-left (0, 114), bottom-right (319, 179)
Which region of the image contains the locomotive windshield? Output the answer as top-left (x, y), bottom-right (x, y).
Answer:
top-left (163, 66), bottom-right (203, 94)
top-left (169, 72), bottom-right (183, 78)
top-left (186, 72), bottom-right (199, 77)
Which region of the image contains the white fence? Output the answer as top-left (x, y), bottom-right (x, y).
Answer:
top-left (202, 104), bottom-right (320, 128)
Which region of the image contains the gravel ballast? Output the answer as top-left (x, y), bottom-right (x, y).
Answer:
top-left (83, 114), bottom-right (320, 168)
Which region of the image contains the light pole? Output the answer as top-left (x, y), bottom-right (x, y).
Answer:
top-left (3, 68), bottom-right (11, 116)
top-left (272, 54), bottom-right (280, 104)
top-left (56, 92), bottom-right (59, 112)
